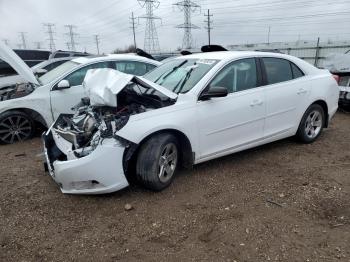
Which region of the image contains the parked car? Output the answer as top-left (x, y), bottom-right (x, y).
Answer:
top-left (43, 51), bottom-right (339, 194)
top-left (323, 53), bottom-right (350, 110)
top-left (0, 41), bottom-right (161, 144)
top-left (0, 49), bottom-right (90, 76)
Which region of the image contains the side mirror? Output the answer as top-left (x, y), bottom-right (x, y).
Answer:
top-left (56, 80), bottom-right (70, 90)
top-left (199, 86), bottom-right (228, 101)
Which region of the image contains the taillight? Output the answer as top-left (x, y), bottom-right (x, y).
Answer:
top-left (332, 74), bottom-right (340, 85)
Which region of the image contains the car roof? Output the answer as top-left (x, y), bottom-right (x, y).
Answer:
top-left (173, 51), bottom-right (298, 61)
top-left (72, 54), bottom-right (161, 65)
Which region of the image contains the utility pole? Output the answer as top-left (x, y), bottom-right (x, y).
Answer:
top-left (314, 37), bottom-right (320, 66)
top-left (130, 12), bottom-right (137, 49)
top-left (66, 42), bottom-right (71, 50)
top-left (43, 23), bottom-right (56, 51)
top-left (65, 25), bottom-right (78, 52)
top-left (138, 0), bottom-right (161, 54)
top-left (19, 32), bottom-right (27, 49)
top-left (267, 26), bottom-right (271, 45)
top-left (34, 41), bottom-right (42, 49)
top-left (204, 9), bottom-right (213, 46)
top-left (94, 34), bottom-right (100, 54)
top-left (174, 0), bottom-right (200, 49)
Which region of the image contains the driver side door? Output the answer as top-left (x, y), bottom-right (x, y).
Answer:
top-left (49, 62), bottom-right (109, 120)
top-left (197, 58), bottom-right (266, 160)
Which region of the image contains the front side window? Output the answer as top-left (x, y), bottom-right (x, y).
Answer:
top-left (39, 61), bottom-right (80, 85)
top-left (263, 58), bottom-right (293, 84)
top-left (209, 58), bottom-right (258, 93)
top-left (64, 62), bottom-right (109, 86)
top-left (144, 58), bottom-right (219, 94)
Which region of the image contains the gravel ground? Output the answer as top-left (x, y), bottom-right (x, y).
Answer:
top-left (0, 112), bottom-right (349, 262)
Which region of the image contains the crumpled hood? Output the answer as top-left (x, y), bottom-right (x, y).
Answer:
top-left (0, 41), bottom-right (39, 85)
top-left (83, 68), bottom-right (177, 107)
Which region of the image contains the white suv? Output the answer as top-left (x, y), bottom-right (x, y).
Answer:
top-left (0, 42), bottom-right (160, 144)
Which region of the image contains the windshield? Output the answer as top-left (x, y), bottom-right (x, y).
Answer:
top-left (39, 61), bottom-right (80, 85)
top-left (143, 58), bottom-right (219, 93)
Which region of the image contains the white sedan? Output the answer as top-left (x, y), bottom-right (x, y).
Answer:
top-left (43, 51), bottom-right (339, 194)
top-left (0, 41), bottom-right (160, 144)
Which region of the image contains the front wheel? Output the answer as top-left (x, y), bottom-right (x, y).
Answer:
top-left (296, 104), bottom-right (325, 143)
top-left (0, 111), bottom-right (35, 144)
top-left (136, 133), bottom-right (179, 191)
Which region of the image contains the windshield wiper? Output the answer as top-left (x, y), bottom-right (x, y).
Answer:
top-left (155, 60), bottom-right (187, 85)
top-left (173, 64), bottom-right (196, 93)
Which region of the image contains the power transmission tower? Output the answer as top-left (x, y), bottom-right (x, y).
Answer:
top-left (43, 23), bottom-right (56, 51)
top-left (2, 39), bottom-right (9, 46)
top-left (204, 9), bottom-right (213, 46)
top-left (138, 0), bottom-right (161, 54)
top-left (94, 34), bottom-right (100, 54)
top-left (34, 41), bottom-right (43, 49)
top-left (130, 12), bottom-right (137, 49)
top-left (174, 0), bottom-right (200, 49)
top-left (65, 25), bottom-right (78, 52)
top-left (19, 32), bottom-right (27, 49)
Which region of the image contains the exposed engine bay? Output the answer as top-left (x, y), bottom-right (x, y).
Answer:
top-left (52, 82), bottom-right (175, 158)
top-left (0, 82), bottom-right (34, 101)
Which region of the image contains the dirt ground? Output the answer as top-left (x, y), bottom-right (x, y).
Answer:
top-left (0, 112), bottom-right (349, 262)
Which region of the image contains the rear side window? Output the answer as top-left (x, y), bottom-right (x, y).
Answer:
top-left (53, 52), bottom-right (70, 58)
top-left (263, 58), bottom-right (293, 85)
top-left (290, 63), bottom-right (304, 79)
top-left (113, 61), bottom-right (154, 76)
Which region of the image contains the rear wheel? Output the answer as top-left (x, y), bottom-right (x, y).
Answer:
top-left (136, 133), bottom-right (179, 191)
top-left (296, 104), bottom-right (325, 143)
top-left (0, 111), bottom-right (35, 144)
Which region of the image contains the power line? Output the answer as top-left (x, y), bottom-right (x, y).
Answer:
top-left (138, 0), bottom-right (161, 53)
top-left (65, 25), bottom-right (78, 51)
top-left (94, 34), bottom-right (100, 54)
top-left (43, 23), bottom-right (56, 51)
top-left (130, 12), bottom-right (137, 48)
top-left (174, 0), bottom-right (200, 49)
top-left (19, 32), bottom-right (27, 49)
top-left (204, 9), bottom-right (213, 46)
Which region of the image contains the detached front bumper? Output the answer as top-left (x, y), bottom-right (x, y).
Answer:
top-left (43, 130), bottom-right (129, 194)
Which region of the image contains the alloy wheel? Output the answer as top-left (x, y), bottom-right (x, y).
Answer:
top-left (158, 143), bottom-right (178, 183)
top-left (304, 110), bottom-right (323, 139)
top-left (0, 115), bottom-right (32, 143)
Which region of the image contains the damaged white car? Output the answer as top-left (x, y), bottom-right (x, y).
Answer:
top-left (0, 41), bottom-right (160, 144)
top-left (43, 51), bottom-right (339, 194)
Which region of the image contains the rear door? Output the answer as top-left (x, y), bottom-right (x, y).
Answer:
top-left (261, 57), bottom-right (310, 138)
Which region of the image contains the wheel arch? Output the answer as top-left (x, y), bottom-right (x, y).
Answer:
top-left (311, 100), bottom-right (329, 127)
top-left (122, 128), bottom-right (194, 181)
top-left (0, 108), bottom-right (48, 128)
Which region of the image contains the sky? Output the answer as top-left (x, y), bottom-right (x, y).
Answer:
top-left (0, 0), bottom-right (350, 54)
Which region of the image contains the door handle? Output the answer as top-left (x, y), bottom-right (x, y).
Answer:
top-left (297, 88), bottom-right (307, 95)
top-left (250, 99), bottom-right (263, 106)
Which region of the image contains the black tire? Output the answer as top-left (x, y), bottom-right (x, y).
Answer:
top-left (136, 133), bottom-right (179, 191)
top-left (296, 104), bottom-right (325, 144)
top-left (0, 111), bottom-right (35, 144)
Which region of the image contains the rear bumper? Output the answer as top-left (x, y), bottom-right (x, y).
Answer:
top-left (43, 130), bottom-right (129, 195)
